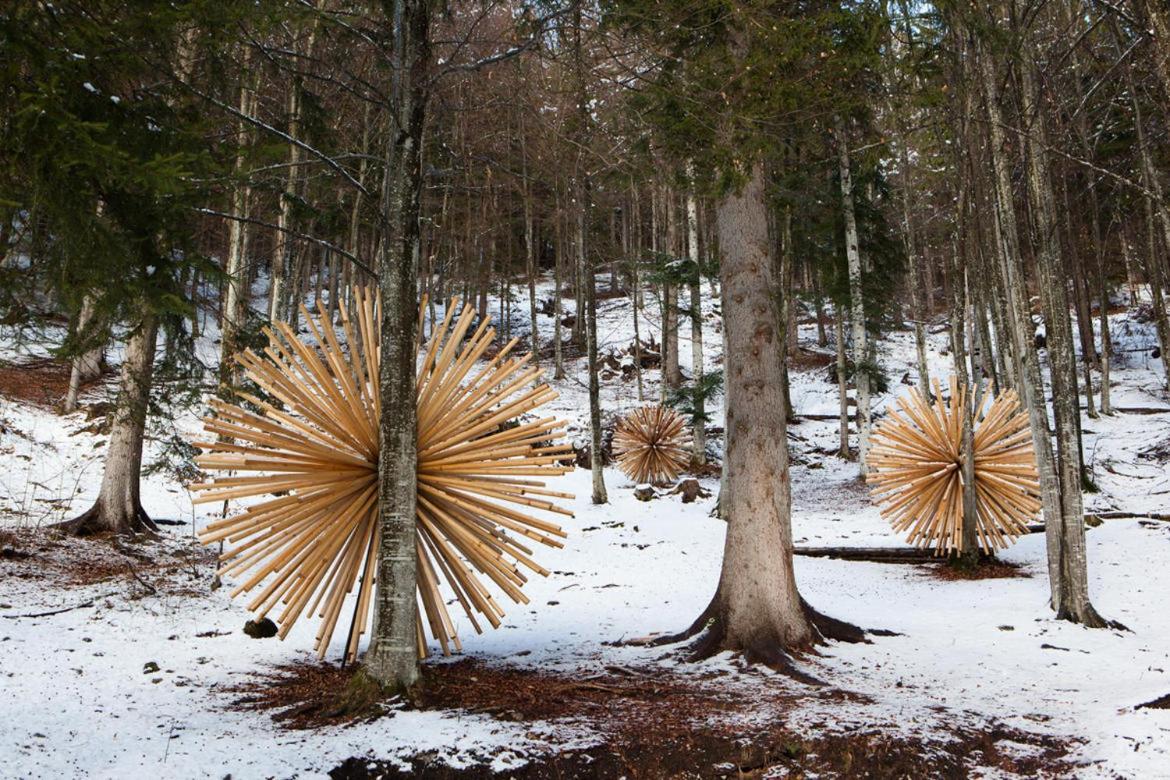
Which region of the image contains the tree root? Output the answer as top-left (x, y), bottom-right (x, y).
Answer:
top-left (633, 594), bottom-right (886, 685)
top-left (53, 500), bottom-right (159, 538)
top-left (1055, 602), bottom-right (1128, 632)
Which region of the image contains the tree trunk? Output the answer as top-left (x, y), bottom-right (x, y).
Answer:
top-left (364, 0), bottom-right (431, 691)
top-left (522, 132), bottom-right (539, 365)
top-left (60, 314), bottom-right (160, 536)
top-left (271, 62), bottom-right (305, 324)
top-left (812, 267), bottom-right (828, 347)
top-left (1128, 71), bottom-right (1170, 386)
top-left (664, 161), bottom-right (857, 671)
top-left (64, 295), bottom-right (106, 413)
top-left (976, 21), bottom-right (1108, 626)
top-left (220, 61), bottom-right (256, 391)
top-left (685, 173), bottom-right (706, 466)
top-left (1017, 53), bottom-right (1105, 625)
top-left (630, 182), bottom-right (645, 402)
top-left (948, 239), bottom-right (980, 563)
top-left (570, 0), bottom-right (606, 505)
top-left (662, 191), bottom-right (682, 392)
top-left (553, 188), bottom-right (566, 381)
top-left (836, 311), bottom-right (850, 459)
top-left (838, 121), bottom-right (871, 475)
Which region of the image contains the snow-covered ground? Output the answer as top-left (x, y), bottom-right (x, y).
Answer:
top-left (1, 274), bottom-right (1168, 777)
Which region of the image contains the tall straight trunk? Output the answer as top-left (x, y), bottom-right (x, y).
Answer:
top-left (812, 268), bottom-right (828, 347)
top-left (569, 7), bottom-right (606, 506)
top-left (552, 187), bottom-right (566, 381)
top-left (837, 121), bottom-right (871, 473)
top-left (836, 312), bottom-right (850, 458)
top-left (685, 173), bottom-right (706, 465)
top-left (271, 43), bottom-right (310, 324)
top-left (948, 84), bottom-right (980, 559)
top-left (671, 161), bottom-right (819, 665)
top-left (1097, 253), bottom-right (1112, 415)
top-left (948, 241), bottom-right (979, 561)
top-left (777, 204), bottom-right (796, 422)
top-left (662, 191), bottom-right (682, 392)
top-left (1064, 197), bottom-right (1098, 419)
top-left (61, 313), bottom-right (160, 535)
top-left (64, 295), bottom-right (106, 413)
top-left (1120, 230), bottom-right (1139, 306)
top-left (1017, 51), bottom-right (1104, 625)
top-left (977, 22), bottom-right (1107, 625)
top-left (1129, 73), bottom-right (1170, 386)
top-left (220, 61), bottom-right (257, 391)
top-left (629, 182), bottom-right (644, 401)
top-left (345, 104), bottom-right (373, 310)
top-left (521, 130), bottom-right (539, 365)
top-left (364, 0), bottom-right (431, 690)
top-left (978, 34), bottom-right (1065, 609)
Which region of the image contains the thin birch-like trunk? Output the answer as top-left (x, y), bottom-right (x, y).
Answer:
top-left (685, 172), bottom-right (705, 465)
top-left (838, 121), bottom-right (871, 475)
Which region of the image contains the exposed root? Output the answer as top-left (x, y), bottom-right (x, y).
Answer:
top-left (54, 500), bottom-right (159, 538)
top-left (801, 597), bottom-right (875, 643)
top-left (638, 598), bottom-right (825, 685)
top-left (1056, 602), bottom-right (1128, 632)
top-left (641, 594), bottom-right (717, 647)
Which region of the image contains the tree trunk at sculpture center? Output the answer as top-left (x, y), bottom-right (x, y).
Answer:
top-left (363, 0), bottom-right (431, 692)
top-left (654, 162), bottom-right (863, 675)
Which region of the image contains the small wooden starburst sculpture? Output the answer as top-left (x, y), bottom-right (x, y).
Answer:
top-left (612, 405), bottom-right (692, 485)
top-left (865, 378), bottom-right (1040, 555)
top-left (190, 291), bottom-right (573, 662)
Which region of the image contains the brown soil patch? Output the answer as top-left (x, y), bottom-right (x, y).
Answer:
top-left (0, 358), bottom-right (74, 407)
top-left (0, 528), bottom-right (216, 597)
top-left (789, 348), bottom-right (836, 371)
top-left (926, 560), bottom-right (1029, 581)
top-left (229, 658), bottom-right (1072, 778)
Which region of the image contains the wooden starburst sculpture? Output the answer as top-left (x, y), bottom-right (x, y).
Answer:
top-left (865, 378), bottom-right (1040, 555)
top-left (189, 291), bottom-right (573, 662)
top-left (612, 405), bottom-right (692, 485)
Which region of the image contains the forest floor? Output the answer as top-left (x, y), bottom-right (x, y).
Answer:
top-left (1, 277), bottom-right (1169, 778)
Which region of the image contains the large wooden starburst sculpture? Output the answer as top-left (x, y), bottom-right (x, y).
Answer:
top-left (865, 378), bottom-right (1040, 555)
top-left (612, 405), bottom-right (692, 485)
top-left (190, 291), bottom-right (573, 662)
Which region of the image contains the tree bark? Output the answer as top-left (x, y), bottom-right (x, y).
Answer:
top-left (630, 182), bottom-right (645, 402)
top-left (569, 0), bottom-right (606, 505)
top-left (60, 314), bottom-right (160, 536)
top-left (836, 310), bottom-right (850, 459)
top-left (1016, 49), bottom-right (1105, 625)
top-left (552, 187), bottom-right (566, 381)
top-left (685, 171), bottom-right (706, 465)
top-left (837, 120), bottom-right (871, 475)
top-left (64, 295), bottom-right (106, 413)
top-left (662, 190), bottom-right (682, 392)
top-left (669, 161), bottom-right (824, 670)
top-left (220, 60), bottom-right (257, 391)
top-left (364, 0), bottom-right (432, 690)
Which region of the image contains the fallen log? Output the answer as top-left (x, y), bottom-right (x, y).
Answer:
top-left (794, 547), bottom-right (938, 564)
top-left (1091, 511), bottom-right (1170, 521)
